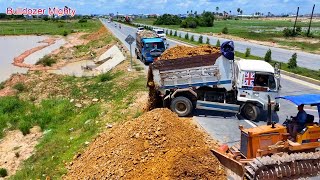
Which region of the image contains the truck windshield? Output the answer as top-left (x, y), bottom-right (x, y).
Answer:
top-left (157, 30), bottom-right (164, 34)
top-left (145, 42), bottom-right (165, 51)
top-left (254, 74), bottom-right (276, 90)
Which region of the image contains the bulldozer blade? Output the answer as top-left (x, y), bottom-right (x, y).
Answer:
top-left (211, 149), bottom-right (245, 179)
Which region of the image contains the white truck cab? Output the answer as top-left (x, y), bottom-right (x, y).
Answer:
top-left (235, 60), bottom-right (280, 120)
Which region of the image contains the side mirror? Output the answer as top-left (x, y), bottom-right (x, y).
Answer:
top-left (166, 43), bottom-right (170, 49)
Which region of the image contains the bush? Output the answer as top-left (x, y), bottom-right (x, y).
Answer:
top-left (216, 39), bottom-right (220, 47)
top-left (264, 49), bottom-right (272, 62)
top-left (288, 53), bottom-right (298, 69)
top-left (198, 35), bottom-right (203, 43)
top-left (190, 35), bottom-right (194, 42)
top-left (169, 30), bottom-right (172, 36)
top-left (13, 83), bottom-right (25, 92)
top-left (165, 30), bottom-right (168, 35)
top-left (63, 30), bottom-right (69, 36)
top-left (78, 19), bottom-right (87, 23)
top-left (181, 17), bottom-right (198, 28)
top-left (57, 23), bottom-right (64, 28)
top-left (174, 31), bottom-right (177, 36)
top-left (0, 168), bottom-right (7, 177)
top-left (178, 33), bottom-right (181, 38)
top-left (206, 37), bottom-right (210, 44)
top-left (222, 27), bottom-right (228, 34)
top-left (185, 33), bottom-right (189, 40)
top-left (245, 48), bottom-right (251, 57)
top-left (0, 82), bottom-right (4, 90)
top-left (36, 55), bottom-right (57, 66)
top-left (43, 17), bottom-right (49, 21)
top-left (99, 72), bottom-right (113, 82)
top-left (296, 26), bottom-right (302, 34)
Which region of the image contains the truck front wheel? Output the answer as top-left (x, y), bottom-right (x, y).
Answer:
top-left (170, 96), bottom-right (193, 117)
top-left (242, 103), bottom-right (260, 121)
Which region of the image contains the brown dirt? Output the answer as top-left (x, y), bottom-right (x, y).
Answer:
top-left (86, 27), bottom-right (108, 41)
top-left (65, 108), bottom-right (225, 180)
top-left (159, 45), bottom-right (220, 60)
top-left (0, 126), bottom-right (42, 177)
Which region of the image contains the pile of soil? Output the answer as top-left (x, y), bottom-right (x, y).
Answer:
top-left (65, 108), bottom-right (225, 179)
top-left (159, 45), bottom-right (220, 60)
top-left (136, 30), bottom-right (157, 38)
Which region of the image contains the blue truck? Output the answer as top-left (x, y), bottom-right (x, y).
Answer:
top-left (135, 31), bottom-right (167, 64)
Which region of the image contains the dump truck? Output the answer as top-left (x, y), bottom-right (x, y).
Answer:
top-left (212, 94), bottom-right (320, 179)
top-left (147, 41), bottom-right (280, 121)
top-left (135, 30), bottom-right (167, 64)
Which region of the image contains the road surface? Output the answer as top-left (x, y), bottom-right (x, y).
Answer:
top-left (135, 23), bottom-right (320, 71)
top-left (101, 19), bottom-right (320, 147)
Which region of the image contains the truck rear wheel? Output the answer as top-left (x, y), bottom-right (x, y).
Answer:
top-left (242, 103), bottom-right (260, 121)
top-left (170, 96), bottom-right (193, 117)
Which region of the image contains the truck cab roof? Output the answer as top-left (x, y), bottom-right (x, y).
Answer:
top-left (237, 59), bottom-right (274, 73)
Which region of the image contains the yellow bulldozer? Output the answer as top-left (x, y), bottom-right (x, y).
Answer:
top-left (212, 94), bottom-right (320, 179)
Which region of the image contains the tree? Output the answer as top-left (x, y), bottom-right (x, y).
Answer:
top-left (198, 35), bottom-right (203, 43)
top-left (216, 7), bottom-right (219, 14)
top-left (288, 53), bottom-right (297, 68)
top-left (264, 49), bottom-right (272, 62)
top-left (179, 33), bottom-right (181, 38)
top-left (245, 48), bottom-right (251, 57)
top-left (154, 14), bottom-right (181, 25)
top-left (190, 35), bottom-right (194, 41)
top-left (240, 10), bottom-right (243, 15)
top-left (174, 30), bottom-right (177, 36)
top-left (194, 11), bottom-right (197, 16)
top-left (169, 30), bottom-right (172, 36)
top-left (237, 8), bottom-right (241, 14)
top-left (187, 11), bottom-right (189, 14)
top-left (185, 33), bottom-right (189, 40)
top-left (206, 37), bottom-right (210, 44)
top-left (216, 39), bottom-right (220, 47)
top-left (222, 27), bottom-right (228, 34)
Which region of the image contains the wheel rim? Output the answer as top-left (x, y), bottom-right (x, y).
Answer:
top-left (176, 102), bottom-right (187, 114)
top-left (245, 106), bottom-right (255, 119)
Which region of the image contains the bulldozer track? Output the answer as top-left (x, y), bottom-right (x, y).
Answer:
top-left (245, 152), bottom-right (320, 180)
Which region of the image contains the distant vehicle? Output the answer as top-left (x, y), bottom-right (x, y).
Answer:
top-left (119, 24), bottom-right (121, 29)
top-left (137, 27), bottom-right (144, 33)
top-left (114, 23), bottom-right (117, 27)
top-left (153, 29), bottom-right (166, 40)
top-left (108, 20), bottom-right (111, 23)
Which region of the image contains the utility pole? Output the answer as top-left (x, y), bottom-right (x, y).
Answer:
top-left (307, 4), bottom-right (315, 37)
top-left (293, 7), bottom-right (299, 33)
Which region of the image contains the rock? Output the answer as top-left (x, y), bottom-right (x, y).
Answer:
top-left (70, 99), bottom-right (75, 103)
top-left (75, 103), bottom-right (82, 108)
top-left (85, 141), bottom-right (90, 145)
top-left (92, 98), bottom-right (99, 102)
top-left (69, 128), bottom-right (74, 132)
top-left (106, 124), bottom-right (113, 128)
top-left (84, 120), bottom-right (91, 125)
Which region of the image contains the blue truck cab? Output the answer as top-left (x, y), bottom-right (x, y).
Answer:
top-left (135, 31), bottom-right (167, 64)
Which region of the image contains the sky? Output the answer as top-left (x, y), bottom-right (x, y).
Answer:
top-left (1, 0), bottom-right (319, 15)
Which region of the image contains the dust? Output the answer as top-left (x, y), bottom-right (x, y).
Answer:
top-left (65, 108), bottom-right (226, 180)
top-left (0, 126), bottom-right (42, 177)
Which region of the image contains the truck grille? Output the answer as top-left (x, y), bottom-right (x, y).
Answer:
top-left (240, 132), bottom-right (248, 158)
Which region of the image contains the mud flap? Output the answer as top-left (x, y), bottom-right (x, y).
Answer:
top-left (211, 149), bottom-right (245, 179)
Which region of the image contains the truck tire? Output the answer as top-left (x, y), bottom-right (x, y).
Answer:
top-left (170, 96), bottom-right (193, 117)
top-left (242, 103), bottom-right (260, 121)
top-left (135, 50), bottom-right (140, 59)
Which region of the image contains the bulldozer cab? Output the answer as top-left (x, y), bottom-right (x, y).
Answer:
top-left (277, 94), bottom-right (320, 145)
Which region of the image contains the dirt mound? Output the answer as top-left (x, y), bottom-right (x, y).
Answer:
top-left (65, 108), bottom-right (225, 180)
top-left (86, 27), bottom-right (108, 41)
top-left (159, 44), bottom-right (220, 60)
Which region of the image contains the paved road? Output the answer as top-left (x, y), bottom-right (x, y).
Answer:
top-left (135, 23), bottom-right (320, 71)
top-left (101, 19), bottom-right (320, 147)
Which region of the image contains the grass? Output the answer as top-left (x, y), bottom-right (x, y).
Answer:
top-left (5, 65), bottom-right (147, 179)
top-left (134, 18), bottom-right (320, 52)
top-left (0, 19), bottom-right (102, 35)
top-left (13, 82), bottom-right (26, 92)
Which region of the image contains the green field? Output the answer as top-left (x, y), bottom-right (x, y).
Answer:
top-left (134, 18), bottom-right (320, 53)
top-left (0, 19), bottom-right (102, 36)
